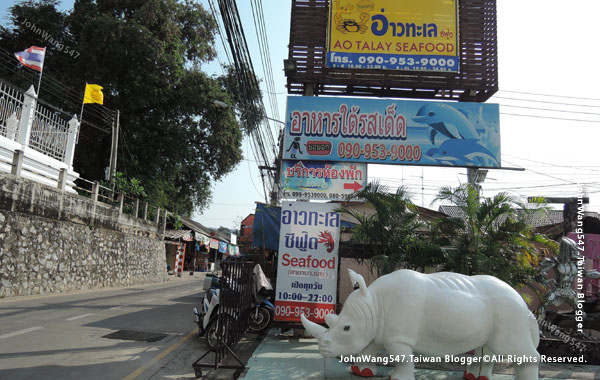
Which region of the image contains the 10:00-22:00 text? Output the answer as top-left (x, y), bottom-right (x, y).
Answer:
top-left (337, 141), bottom-right (422, 161)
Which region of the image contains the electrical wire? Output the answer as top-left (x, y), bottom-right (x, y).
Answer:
top-left (0, 47), bottom-right (116, 126)
top-left (250, 0), bottom-right (281, 122)
top-left (214, 0), bottom-right (278, 197)
top-left (493, 95), bottom-right (600, 109)
top-left (497, 90), bottom-right (600, 102)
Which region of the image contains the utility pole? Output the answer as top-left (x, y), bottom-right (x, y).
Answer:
top-left (108, 110), bottom-right (120, 186)
top-left (467, 167), bottom-right (488, 195)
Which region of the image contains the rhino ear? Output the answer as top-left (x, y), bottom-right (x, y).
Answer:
top-left (348, 269), bottom-right (368, 296)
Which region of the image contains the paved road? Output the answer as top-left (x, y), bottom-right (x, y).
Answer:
top-left (0, 274), bottom-right (209, 380)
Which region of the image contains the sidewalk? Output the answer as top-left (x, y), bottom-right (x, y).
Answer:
top-left (238, 330), bottom-right (600, 380)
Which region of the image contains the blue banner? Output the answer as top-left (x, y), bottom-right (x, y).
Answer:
top-left (284, 96), bottom-right (501, 168)
top-left (252, 203), bottom-right (281, 251)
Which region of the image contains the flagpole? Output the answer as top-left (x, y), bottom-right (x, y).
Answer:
top-left (35, 47), bottom-right (46, 98)
top-left (36, 70), bottom-right (43, 98)
top-left (79, 82), bottom-right (87, 124)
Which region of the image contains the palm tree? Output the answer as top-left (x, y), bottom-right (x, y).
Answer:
top-left (431, 184), bottom-right (557, 288)
top-left (338, 181), bottom-right (444, 276)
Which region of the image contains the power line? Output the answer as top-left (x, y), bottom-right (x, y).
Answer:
top-left (208, 0), bottom-right (233, 69)
top-left (500, 103), bottom-right (600, 117)
top-left (214, 0), bottom-right (278, 198)
top-left (498, 90), bottom-right (600, 102)
top-left (0, 47), bottom-right (116, 125)
top-left (250, 0), bottom-right (280, 122)
top-left (504, 154), bottom-right (600, 173)
top-left (494, 95), bottom-right (600, 109)
top-left (500, 112), bottom-right (600, 123)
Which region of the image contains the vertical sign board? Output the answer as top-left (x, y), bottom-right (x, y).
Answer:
top-left (274, 202), bottom-right (340, 323)
top-left (327, 0), bottom-right (459, 72)
top-left (284, 96), bottom-right (501, 169)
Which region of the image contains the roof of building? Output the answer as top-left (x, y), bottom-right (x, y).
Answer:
top-left (437, 205), bottom-right (599, 228)
top-left (179, 217), bottom-right (232, 243)
top-left (164, 229), bottom-right (193, 241)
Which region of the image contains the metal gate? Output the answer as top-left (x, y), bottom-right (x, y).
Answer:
top-left (192, 259), bottom-right (254, 378)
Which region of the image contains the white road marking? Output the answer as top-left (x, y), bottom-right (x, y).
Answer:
top-left (0, 327), bottom-right (44, 339)
top-left (140, 298), bottom-right (157, 303)
top-left (66, 313), bottom-right (93, 321)
top-left (110, 305), bottom-right (126, 310)
top-left (163, 294), bottom-right (174, 298)
top-left (193, 287), bottom-right (202, 291)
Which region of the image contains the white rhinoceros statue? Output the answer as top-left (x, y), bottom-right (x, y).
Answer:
top-left (301, 269), bottom-right (540, 380)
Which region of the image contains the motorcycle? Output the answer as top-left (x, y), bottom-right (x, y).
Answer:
top-left (193, 264), bottom-right (274, 350)
top-left (193, 273), bottom-right (220, 337)
top-left (247, 264), bottom-right (274, 334)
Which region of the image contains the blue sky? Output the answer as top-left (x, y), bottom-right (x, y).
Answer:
top-left (3, 1), bottom-right (600, 231)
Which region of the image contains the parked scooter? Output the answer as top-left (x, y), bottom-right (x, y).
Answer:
top-left (193, 273), bottom-right (220, 336)
top-left (193, 264), bottom-right (274, 350)
top-left (247, 264), bottom-right (274, 334)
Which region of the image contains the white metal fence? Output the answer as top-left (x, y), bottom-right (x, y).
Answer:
top-left (0, 80), bottom-right (24, 141)
top-left (30, 104), bottom-right (71, 161)
top-left (0, 80), bottom-right (79, 190)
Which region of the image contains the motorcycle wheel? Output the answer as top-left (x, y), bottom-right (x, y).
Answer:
top-left (205, 314), bottom-right (235, 351)
top-left (247, 306), bottom-right (273, 333)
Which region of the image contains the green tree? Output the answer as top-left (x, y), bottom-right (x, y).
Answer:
top-left (431, 184), bottom-right (556, 287)
top-left (339, 182), bottom-right (444, 276)
top-left (0, 0), bottom-right (249, 215)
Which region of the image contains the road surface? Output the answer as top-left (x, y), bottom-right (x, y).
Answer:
top-left (0, 274), bottom-right (209, 380)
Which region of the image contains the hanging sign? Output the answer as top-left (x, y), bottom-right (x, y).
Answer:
top-left (274, 201), bottom-right (340, 323)
top-left (283, 96), bottom-right (501, 168)
top-left (282, 160), bottom-right (367, 201)
top-left (326, 0), bottom-right (459, 72)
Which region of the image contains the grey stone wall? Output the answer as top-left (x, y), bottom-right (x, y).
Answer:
top-left (0, 174), bottom-right (168, 297)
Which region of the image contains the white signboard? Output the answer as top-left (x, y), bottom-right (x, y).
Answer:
top-left (274, 201), bottom-right (340, 323)
top-left (281, 160), bottom-right (367, 201)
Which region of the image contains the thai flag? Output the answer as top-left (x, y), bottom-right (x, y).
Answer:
top-left (14, 46), bottom-right (46, 72)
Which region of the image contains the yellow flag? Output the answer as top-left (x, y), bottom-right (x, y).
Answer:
top-left (83, 84), bottom-right (104, 105)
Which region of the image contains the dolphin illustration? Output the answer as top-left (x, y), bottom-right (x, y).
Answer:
top-left (426, 138), bottom-right (499, 166)
top-left (412, 103), bottom-right (480, 145)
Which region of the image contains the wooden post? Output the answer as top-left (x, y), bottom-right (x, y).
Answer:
top-left (162, 210), bottom-right (168, 237)
top-left (143, 202), bottom-right (149, 220)
top-left (155, 207), bottom-right (160, 223)
top-left (118, 193), bottom-right (124, 215)
top-left (92, 181), bottom-right (100, 203)
top-left (91, 181), bottom-right (100, 221)
top-left (11, 150), bottom-right (24, 177)
top-left (134, 198), bottom-right (140, 218)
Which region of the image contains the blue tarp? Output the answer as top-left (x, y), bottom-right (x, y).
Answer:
top-left (252, 203), bottom-right (281, 251)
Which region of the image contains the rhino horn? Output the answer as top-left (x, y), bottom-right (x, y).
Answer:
top-left (301, 314), bottom-right (327, 338)
top-left (325, 313), bottom-right (339, 328)
top-left (348, 269), bottom-right (368, 296)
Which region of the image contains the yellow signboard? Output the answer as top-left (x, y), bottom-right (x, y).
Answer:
top-left (327, 0), bottom-right (459, 72)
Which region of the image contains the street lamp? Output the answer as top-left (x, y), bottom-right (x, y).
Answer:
top-left (213, 99), bottom-right (285, 205)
